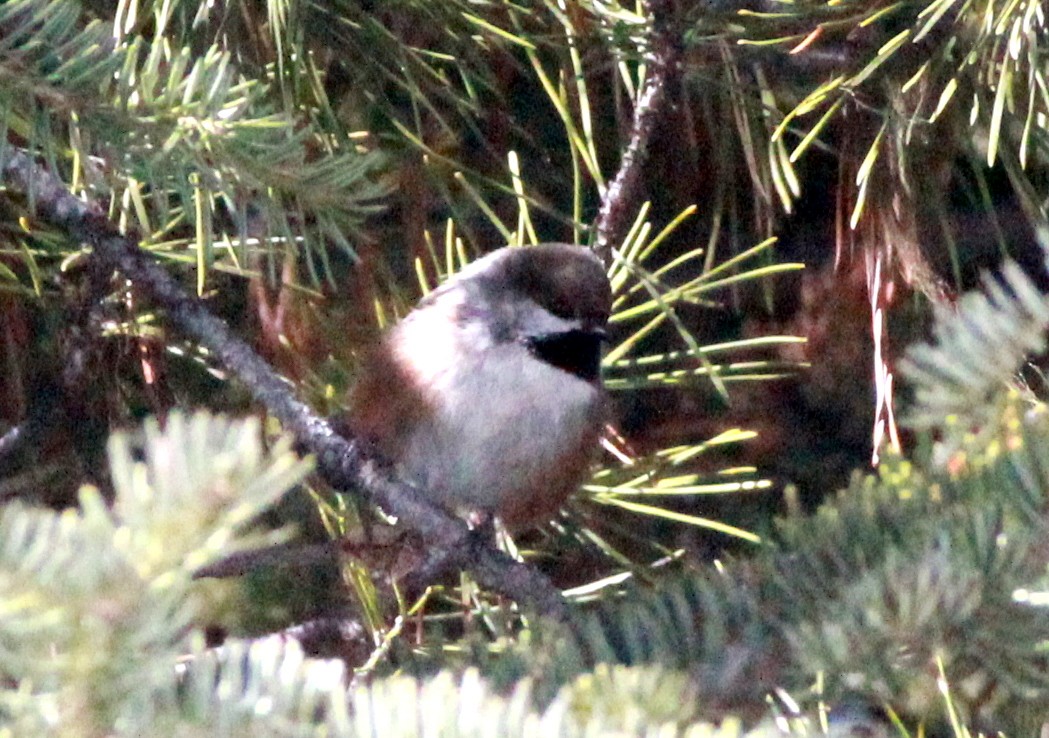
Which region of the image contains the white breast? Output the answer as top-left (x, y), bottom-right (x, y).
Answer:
top-left (391, 308), bottom-right (604, 527)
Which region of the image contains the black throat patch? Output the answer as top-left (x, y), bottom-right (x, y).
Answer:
top-left (523, 330), bottom-right (603, 382)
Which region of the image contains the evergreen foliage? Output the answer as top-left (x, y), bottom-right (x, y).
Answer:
top-left (0, 0), bottom-right (387, 286)
top-left (0, 413), bottom-right (313, 735)
top-left (0, 411), bottom-right (756, 735)
top-left (1, 0), bottom-right (1049, 735)
top-left (485, 404), bottom-right (1049, 735)
top-left (8, 328), bottom-right (1049, 732)
top-left (899, 230), bottom-right (1049, 432)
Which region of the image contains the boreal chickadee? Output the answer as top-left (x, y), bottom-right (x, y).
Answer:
top-left (346, 243), bottom-right (611, 530)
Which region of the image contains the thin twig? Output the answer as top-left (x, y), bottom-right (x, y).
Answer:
top-left (593, 0), bottom-right (680, 264)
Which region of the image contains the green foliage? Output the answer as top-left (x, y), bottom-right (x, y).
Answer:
top-left (181, 648), bottom-right (750, 737)
top-left (4, 0), bottom-right (1049, 735)
top-left (605, 235), bottom-right (806, 393)
top-left (0, 410), bottom-right (759, 735)
top-left (687, 0), bottom-right (1049, 283)
top-left (10, 236), bottom-right (1049, 732)
top-left (449, 253), bottom-right (1049, 730)
top-left (11, 397), bottom-right (1049, 733)
top-left (0, 0), bottom-right (388, 288)
top-left (482, 404), bottom-right (1049, 734)
top-left (899, 235), bottom-right (1049, 432)
top-left (0, 413), bottom-right (312, 736)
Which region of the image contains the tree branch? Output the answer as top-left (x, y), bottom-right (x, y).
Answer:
top-left (0, 147), bottom-right (570, 621)
top-left (593, 0), bottom-right (681, 263)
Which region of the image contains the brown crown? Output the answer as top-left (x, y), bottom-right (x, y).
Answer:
top-left (483, 244), bottom-right (611, 327)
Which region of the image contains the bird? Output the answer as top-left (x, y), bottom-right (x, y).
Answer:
top-left (345, 243), bottom-right (612, 531)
